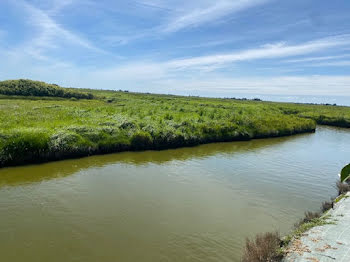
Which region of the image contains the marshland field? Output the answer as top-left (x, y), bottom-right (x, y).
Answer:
top-left (1, 79), bottom-right (349, 167)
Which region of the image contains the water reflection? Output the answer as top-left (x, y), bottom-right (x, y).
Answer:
top-left (0, 132), bottom-right (310, 187)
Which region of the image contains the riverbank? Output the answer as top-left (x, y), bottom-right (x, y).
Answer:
top-left (284, 192), bottom-right (350, 262)
top-left (242, 181), bottom-right (350, 262)
top-left (0, 126), bottom-right (315, 168)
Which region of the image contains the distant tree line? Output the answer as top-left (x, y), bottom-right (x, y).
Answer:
top-left (0, 79), bottom-right (93, 99)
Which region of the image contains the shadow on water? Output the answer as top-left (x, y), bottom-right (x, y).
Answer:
top-left (0, 132), bottom-right (313, 187)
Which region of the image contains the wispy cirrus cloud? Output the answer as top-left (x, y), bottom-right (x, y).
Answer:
top-left (81, 71), bottom-right (350, 97)
top-left (51, 0), bottom-right (75, 11)
top-left (10, 0), bottom-right (106, 62)
top-left (74, 34), bottom-right (350, 86)
top-left (285, 54), bottom-right (350, 63)
top-left (24, 2), bottom-right (100, 50)
top-left (164, 35), bottom-right (350, 70)
top-left (155, 75), bottom-right (350, 96)
top-left (133, 0), bottom-right (174, 12)
top-left (306, 60), bottom-right (350, 67)
top-left (99, 0), bottom-right (272, 45)
top-left (162, 0), bottom-right (270, 33)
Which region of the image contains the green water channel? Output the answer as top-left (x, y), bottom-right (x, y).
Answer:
top-left (0, 126), bottom-right (349, 262)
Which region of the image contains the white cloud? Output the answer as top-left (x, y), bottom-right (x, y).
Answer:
top-left (164, 35), bottom-right (350, 70)
top-left (162, 0), bottom-right (270, 33)
top-left (152, 76), bottom-right (350, 96)
top-left (97, 35), bottom-right (350, 77)
top-left (307, 60), bottom-right (350, 67)
top-left (11, 0), bottom-right (106, 62)
top-left (25, 2), bottom-right (98, 49)
top-left (96, 0), bottom-right (271, 46)
top-left (1, 46), bottom-right (350, 97)
top-left (47, 34), bottom-right (349, 94)
top-left (285, 54), bottom-right (350, 63)
top-left (78, 71), bottom-right (350, 97)
top-left (133, 0), bottom-right (174, 12)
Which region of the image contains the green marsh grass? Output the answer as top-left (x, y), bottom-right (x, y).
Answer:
top-left (1, 80), bottom-right (349, 167)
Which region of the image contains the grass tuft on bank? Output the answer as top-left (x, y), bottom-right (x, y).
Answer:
top-left (242, 232), bottom-right (282, 262)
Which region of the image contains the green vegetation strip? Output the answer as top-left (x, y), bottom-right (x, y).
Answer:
top-left (0, 79), bottom-right (349, 167)
top-left (0, 79), bottom-right (93, 99)
top-left (334, 194), bottom-right (349, 203)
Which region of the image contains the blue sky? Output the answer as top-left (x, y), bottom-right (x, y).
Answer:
top-left (0, 0), bottom-right (350, 97)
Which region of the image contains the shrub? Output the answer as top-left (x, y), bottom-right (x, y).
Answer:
top-left (242, 232), bottom-right (282, 262)
top-left (0, 79), bottom-right (93, 99)
top-left (48, 131), bottom-right (93, 155)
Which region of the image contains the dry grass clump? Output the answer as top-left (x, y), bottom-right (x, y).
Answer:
top-left (242, 232), bottom-right (282, 262)
top-left (321, 200), bottom-right (333, 212)
top-left (336, 181), bottom-right (350, 195)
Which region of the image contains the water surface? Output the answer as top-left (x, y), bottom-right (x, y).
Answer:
top-left (0, 126), bottom-right (349, 262)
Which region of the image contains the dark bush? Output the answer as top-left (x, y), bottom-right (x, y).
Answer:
top-left (0, 79), bottom-right (93, 99)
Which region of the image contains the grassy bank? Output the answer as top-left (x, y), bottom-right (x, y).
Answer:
top-left (0, 79), bottom-right (349, 167)
top-left (242, 182), bottom-right (350, 261)
top-left (278, 103), bottom-right (350, 128)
